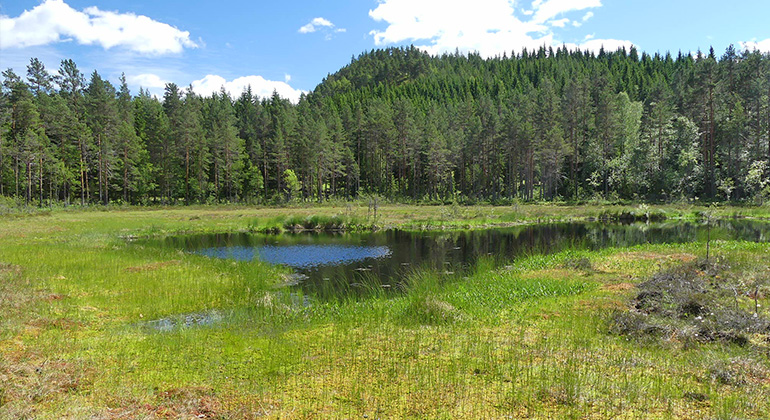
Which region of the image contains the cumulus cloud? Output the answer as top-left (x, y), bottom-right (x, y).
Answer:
top-left (572, 11), bottom-right (594, 27)
top-left (368, 0), bottom-right (616, 58)
top-left (531, 0), bottom-right (601, 24)
top-left (369, 0), bottom-right (551, 57)
top-left (0, 0), bottom-right (197, 54)
top-left (122, 73), bottom-right (305, 102)
top-left (299, 17), bottom-right (342, 34)
top-left (550, 18), bottom-right (570, 28)
top-left (740, 38), bottom-right (770, 53)
top-left (190, 75), bottom-right (306, 104)
top-left (127, 73), bottom-right (169, 89)
top-left (576, 38), bottom-right (634, 53)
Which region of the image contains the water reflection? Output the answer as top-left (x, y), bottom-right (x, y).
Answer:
top-left (197, 244), bottom-right (392, 269)
top-left (156, 220), bottom-right (770, 294)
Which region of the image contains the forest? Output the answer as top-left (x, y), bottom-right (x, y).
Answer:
top-left (1, 45), bottom-right (769, 206)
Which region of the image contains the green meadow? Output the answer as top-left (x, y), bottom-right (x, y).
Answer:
top-left (1, 204), bottom-right (769, 419)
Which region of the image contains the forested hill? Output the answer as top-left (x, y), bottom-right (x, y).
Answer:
top-left (2, 45), bottom-right (769, 206)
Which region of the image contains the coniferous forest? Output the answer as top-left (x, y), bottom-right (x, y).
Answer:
top-left (1, 45), bottom-right (769, 206)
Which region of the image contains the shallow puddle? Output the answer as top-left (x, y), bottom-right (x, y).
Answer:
top-left (144, 311), bottom-right (224, 332)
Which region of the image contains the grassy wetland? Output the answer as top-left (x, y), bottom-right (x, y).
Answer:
top-left (1, 203), bottom-right (770, 419)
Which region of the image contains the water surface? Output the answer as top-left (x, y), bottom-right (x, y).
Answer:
top-left (157, 220), bottom-right (770, 295)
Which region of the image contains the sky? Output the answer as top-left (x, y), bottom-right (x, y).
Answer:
top-left (1, 0), bottom-right (769, 102)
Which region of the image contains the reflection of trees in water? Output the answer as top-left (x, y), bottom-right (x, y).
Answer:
top-left (149, 221), bottom-right (770, 298)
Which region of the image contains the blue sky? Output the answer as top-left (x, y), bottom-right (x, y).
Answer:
top-left (1, 0), bottom-right (769, 102)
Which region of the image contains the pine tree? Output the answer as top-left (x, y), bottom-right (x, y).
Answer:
top-left (534, 78), bottom-right (566, 200)
top-left (85, 71), bottom-right (119, 205)
top-left (204, 89), bottom-right (245, 201)
top-left (178, 89), bottom-right (207, 203)
top-left (115, 74), bottom-right (143, 203)
top-left (3, 46), bottom-right (770, 205)
top-left (26, 58), bottom-right (54, 97)
top-left (562, 74), bottom-right (592, 199)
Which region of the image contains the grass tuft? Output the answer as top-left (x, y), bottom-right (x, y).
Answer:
top-left (403, 294), bottom-right (464, 325)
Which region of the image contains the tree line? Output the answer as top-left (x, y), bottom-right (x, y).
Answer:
top-left (1, 45), bottom-right (769, 206)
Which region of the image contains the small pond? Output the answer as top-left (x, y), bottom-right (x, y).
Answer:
top-left (155, 220), bottom-right (770, 296)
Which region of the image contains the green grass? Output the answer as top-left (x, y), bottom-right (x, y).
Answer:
top-left (0, 205), bottom-right (769, 418)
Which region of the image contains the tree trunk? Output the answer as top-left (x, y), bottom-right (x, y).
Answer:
top-left (97, 133), bottom-right (103, 205)
top-left (26, 160), bottom-right (31, 205)
top-left (0, 137), bottom-right (4, 196)
top-left (709, 83), bottom-right (715, 199)
top-left (39, 154), bottom-right (43, 206)
top-left (182, 145), bottom-right (188, 204)
top-left (78, 136), bottom-right (85, 205)
top-left (0, 142), bottom-right (3, 197)
top-left (15, 156), bottom-right (20, 198)
top-left (123, 146), bottom-right (129, 203)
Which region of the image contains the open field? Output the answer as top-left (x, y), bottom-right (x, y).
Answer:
top-left (1, 204), bottom-right (769, 419)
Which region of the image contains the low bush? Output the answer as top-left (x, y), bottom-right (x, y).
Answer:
top-left (611, 258), bottom-right (770, 346)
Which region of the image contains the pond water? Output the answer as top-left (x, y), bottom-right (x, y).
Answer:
top-left (156, 220), bottom-right (770, 295)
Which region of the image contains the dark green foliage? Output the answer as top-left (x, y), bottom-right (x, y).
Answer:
top-left (2, 45), bottom-right (770, 205)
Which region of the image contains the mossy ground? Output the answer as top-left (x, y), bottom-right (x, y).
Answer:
top-left (1, 204), bottom-right (769, 419)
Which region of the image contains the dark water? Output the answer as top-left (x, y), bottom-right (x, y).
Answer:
top-left (155, 220), bottom-right (770, 295)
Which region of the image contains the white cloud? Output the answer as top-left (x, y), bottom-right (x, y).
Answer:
top-left (557, 8), bottom-right (593, 27)
top-left (577, 38), bottom-right (634, 53)
top-left (531, 0), bottom-right (601, 24)
top-left (368, 0), bottom-right (617, 58)
top-left (122, 73), bottom-right (306, 102)
top-left (127, 73), bottom-right (168, 89)
top-left (299, 17), bottom-right (341, 34)
top-left (190, 75), bottom-right (306, 104)
top-left (0, 0), bottom-right (197, 54)
top-left (550, 18), bottom-right (569, 28)
top-left (369, 0), bottom-right (551, 57)
top-left (740, 38), bottom-right (770, 53)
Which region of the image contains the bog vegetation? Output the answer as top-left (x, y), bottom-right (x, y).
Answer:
top-left (1, 45), bottom-right (770, 207)
top-left (0, 206), bottom-right (768, 418)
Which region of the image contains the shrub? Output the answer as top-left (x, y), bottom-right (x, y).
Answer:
top-left (611, 259), bottom-right (770, 346)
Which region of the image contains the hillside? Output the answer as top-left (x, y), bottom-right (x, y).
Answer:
top-left (1, 45), bottom-right (769, 205)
